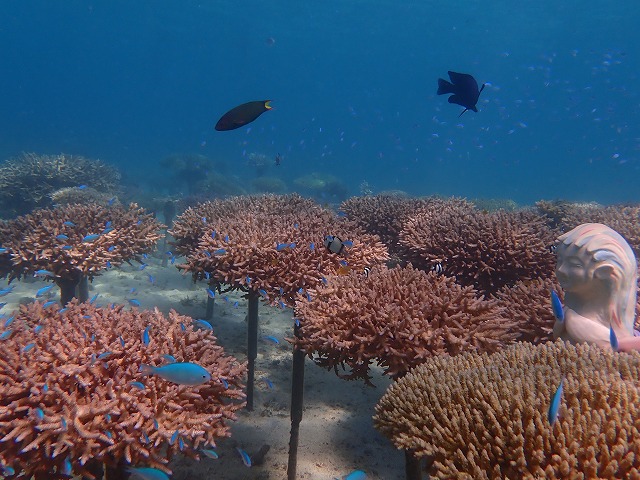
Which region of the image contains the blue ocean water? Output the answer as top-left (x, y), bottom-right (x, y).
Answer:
top-left (0, 0), bottom-right (637, 205)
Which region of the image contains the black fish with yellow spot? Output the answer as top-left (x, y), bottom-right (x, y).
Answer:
top-left (437, 71), bottom-right (485, 117)
top-left (215, 100), bottom-right (272, 131)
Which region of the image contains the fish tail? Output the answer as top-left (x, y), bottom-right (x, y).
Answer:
top-left (139, 364), bottom-right (155, 376)
top-left (437, 78), bottom-right (455, 95)
top-left (264, 100), bottom-right (272, 110)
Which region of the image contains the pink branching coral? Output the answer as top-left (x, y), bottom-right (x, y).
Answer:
top-left (493, 277), bottom-right (562, 344)
top-left (0, 301), bottom-right (245, 479)
top-left (293, 265), bottom-right (518, 382)
top-left (174, 194), bottom-right (389, 306)
top-left (399, 201), bottom-right (558, 295)
top-left (339, 195), bottom-right (432, 255)
top-left (0, 203), bottom-right (162, 303)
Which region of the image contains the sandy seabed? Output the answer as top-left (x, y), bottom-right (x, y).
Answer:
top-left (1, 254), bottom-right (407, 480)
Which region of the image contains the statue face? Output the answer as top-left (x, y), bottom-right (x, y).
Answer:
top-left (556, 249), bottom-right (593, 295)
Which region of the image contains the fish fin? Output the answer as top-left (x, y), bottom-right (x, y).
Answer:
top-left (264, 100), bottom-right (273, 110)
top-left (458, 108), bottom-right (469, 117)
top-left (437, 78), bottom-right (455, 95)
top-left (479, 83), bottom-right (486, 94)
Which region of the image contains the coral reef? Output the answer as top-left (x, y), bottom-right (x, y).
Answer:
top-left (339, 195), bottom-right (432, 255)
top-left (0, 301), bottom-right (245, 478)
top-left (294, 265), bottom-right (517, 381)
top-left (374, 340), bottom-right (640, 479)
top-left (251, 176), bottom-right (287, 193)
top-left (399, 201), bottom-right (558, 295)
top-left (493, 277), bottom-right (561, 344)
top-left (50, 186), bottom-right (115, 206)
top-left (0, 203), bottom-right (162, 303)
top-left (0, 153), bottom-right (120, 217)
top-left (174, 194), bottom-right (388, 306)
top-left (293, 173), bottom-right (349, 202)
top-left (471, 197), bottom-right (518, 212)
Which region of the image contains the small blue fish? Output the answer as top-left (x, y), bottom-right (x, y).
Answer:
top-left (0, 286), bottom-right (14, 296)
top-left (201, 448), bottom-right (219, 459)
top-left (170, 430), bottom-right (179, 445)
top-left (35, 270), bottom-right (54, 277)
top-left (42, 301), bottom-right (57, 308)
top-left (108, 245), bottom-right (116, 252)
top-left (342, 240), bottom-right (354, 247)
top-left (129, 299), bottom-right (141, 307)
top-left (0, 248), bottom-right (6, 254)
top-left (258, 289), bottom-right (268, 297)
top-left (78, 184), bottom-right (88, 190)
top-left (341, 470), bottom-right (367, 480)
top-left (0, 302), bottom-right (5, 309)
top-left (263, 335), bottom-right (279, 344)
top-left (233, 301), bottom-right (239, 308)
top-left (610, 326), bottom-right (619, 351)
top-left (162, 354), bottom-right (177, 363)
top-left (170, 256), bottom-right (176, 264)
top-left (194, 319), bottom-right (213, 330)
top-left (130, 288), bottom-right (137, 294)
top-left (107, 196), bottom-right (116, 206)
top-left (548, 378), bottom-right (564, 426)
top-left (551, 290), bottom-right (564, 323)
top-left (1, 465), bottom-right (15, 476)
top-left (139, 263), bottom-right (147, 270)
top-left (36, 285), bottom-right (54, 297)
top-left (90, 293), bottom-right (99, 304)
top-left (236, 447), bottom-right (252, 467)
top-left (213, 248), bottom-right (226, 255)
top-left (129, 381), bottom-right (145, 390)
top-left (97, 352), bottom-right (112, 360)
top-left (63, 221), bottom-right (75, 227)
top-left (34, 325), bottom-right (43, 334)
top-left (206, 288), bottom-right (216, 299)
top-left (125, 467), bottom-right (170, 480)
top-left (62, 245), bottom-right (73, 251)
top-left (4, 316), bottom-right (14, 327)
top-left (166, 251), bottom-right (173, 256)
top-left (276, 243), bottom-right (291, 251)
top-left (140, 362), bottom-right (211, 385)
top-left (119, 336), bottom-right (125, 347)
top-left (82, 234), bottom-right (100, 242)
top-left (62, 457), bottom-right (72, 475)
top-left (204, 271), bottom-right (210, 280)
top-left (148, 274), bottom-right (155, 284)
top-left (56, 234), bottom-right (69, 240)
top-left (263, 377), bottom-right (274, 389)
top-left (293, 222), bottom-right (299, 229)
top-left (201, 217), bottom-right (207, 224)
top-left (2, 328), bottom-right (14, 340)
top-left (35, 408), bottom-right (45, 421)
top-left (224, 235), bottom-right (229, 242)
top-left (23, 342), bottom-right (36, 352)
top-left (204, 251), bottom-right (211, 257)
top-left (220, 378), bottom-right (229, 389)
top-left (309, 242), bottom-right (315, 250)
top-left (211, 230), bottom-right (216, 239)
top-left (142, 326), bottom-right (150, 346)
top-left (246, 276), bottom-right (251, 285)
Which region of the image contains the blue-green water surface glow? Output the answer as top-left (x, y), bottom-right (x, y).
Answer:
top-left (0, 0), bottom-right (637, 204)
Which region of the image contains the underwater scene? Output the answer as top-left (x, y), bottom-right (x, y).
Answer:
top-left (0, 1), bottom-right (639, 479)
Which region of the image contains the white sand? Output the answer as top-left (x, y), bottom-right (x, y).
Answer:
top-left (1, 256), bottom-right (407, 479)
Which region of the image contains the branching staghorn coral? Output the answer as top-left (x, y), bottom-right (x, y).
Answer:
top-left (0, 203), bottom-right (162, 303)
top-left (0, 153), bottom-right (120, 217)
top-left (493, 277), bottom-right (562, 344)
top-left (173, 194), bottom-right (388, 305)
top-left (294, 265), bottom-right (518, 382)
top-left (339, 195), bottom-right (433, 255)
top-left (0, 301), bottom-right (245, 479)
top-left (399, 201), bottom-right (558, 295)
top-left (374, 340), bottom-right (640, 479)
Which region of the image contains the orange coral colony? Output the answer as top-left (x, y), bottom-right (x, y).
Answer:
top-left (0, 301), bottom-right (245, 478)
top-left (0, 203), bottom-right (163, 304)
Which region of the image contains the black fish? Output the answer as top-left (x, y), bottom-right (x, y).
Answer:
top-left (215, 100), bottom-right (272, 131)
top-left (437, 71), bottom-right (485, 117)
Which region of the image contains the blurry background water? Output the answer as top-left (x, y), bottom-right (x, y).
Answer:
top-left (0, 0), bottom-right (637, 205)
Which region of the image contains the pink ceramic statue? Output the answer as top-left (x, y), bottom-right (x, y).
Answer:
top-left (553, 223), bottom-right (640, 351)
